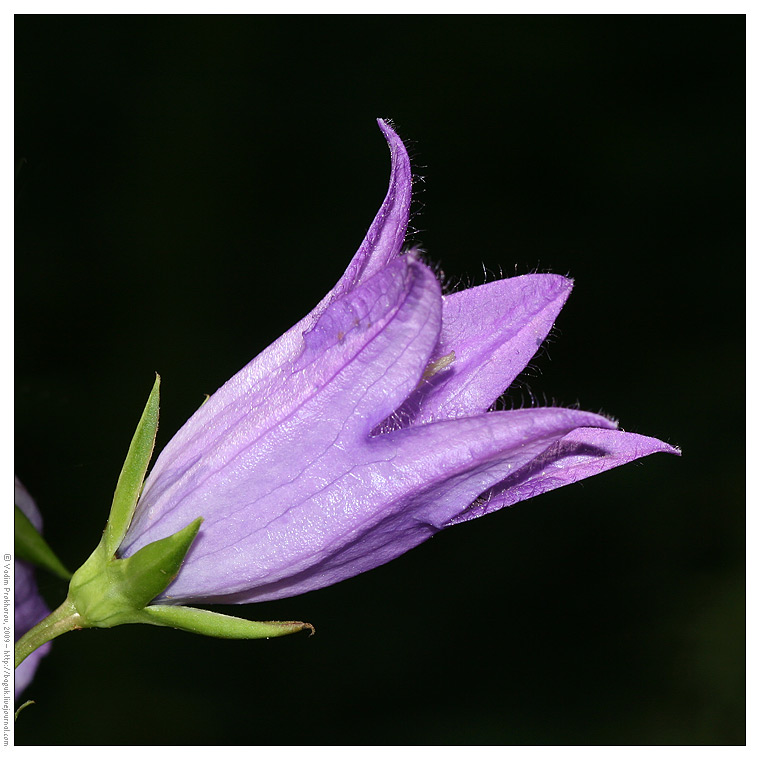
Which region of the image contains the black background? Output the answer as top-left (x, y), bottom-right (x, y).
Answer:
top-left (15, 15), bottom-right (744, 745)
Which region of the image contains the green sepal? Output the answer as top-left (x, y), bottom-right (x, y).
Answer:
top-left (138, 604), bottom-right (314, 639)
top-left (15, 700), bottom-right (34, 721)
top-left (112, 517), bottom-right (203, 609)
top-left (69, 516), bottom-right (202, 628)
top-left (103, 374), bottom-right (160, 557)
top-left (15, 505), bottom-right (71, 580)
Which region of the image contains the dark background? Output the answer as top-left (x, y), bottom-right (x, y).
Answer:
top-left (15, 15), bottom-right (744, 745)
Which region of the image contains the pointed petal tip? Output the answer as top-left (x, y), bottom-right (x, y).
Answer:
top-left (543, 274), bottom-right (573, 306)
top-left (497, 271), bottom-right (574, 300)
top-left (628, 434), bottom-right (681, 457)
top-left (376, 118), bottom-right (405, 150)
top-left (595, 413), bottom-right (619, 430)
top-left (446, 426), bottom-right (680, 526)
top-left (572, 426), bottom-right (681, 458)
top-left (537, 272), bottom-right (573, 296)
top-left (323, 117), bottom-right (412, 297)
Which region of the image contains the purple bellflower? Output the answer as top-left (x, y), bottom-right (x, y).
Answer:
top-left (14, 478), bottom-right (52, 698)
top-left (119, 120), bottom-right (678, 605)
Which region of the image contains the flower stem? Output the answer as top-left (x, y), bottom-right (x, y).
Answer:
top-left (15, 598), bottom-right (82, 669)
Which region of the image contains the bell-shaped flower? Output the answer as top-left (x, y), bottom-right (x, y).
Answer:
top-left (14, 478), bottom-right (52, 698)
top-left (118, 120), bottom-right (678, 605)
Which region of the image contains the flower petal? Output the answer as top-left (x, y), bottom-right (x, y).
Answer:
top-left (380, 407), bottom-right (620, 531)
top-left (164, 407), bottom-right (616, 604)
top-left (131, 120), bottom-right (413, 496)
top-left (326, 119), bottom-right (412, 300)
top-left (14, 559), bottom-right (52, 698)
top-left (14, 476), bottom-right (42, 532)
top-left (447, 427), bottom-right (681, 525)
top-left (400, 274), bottom-right (573, 425)
top-left (121, 257), bottom-right (442, 583)
top-left (114, 119), bottom-right (679, 613)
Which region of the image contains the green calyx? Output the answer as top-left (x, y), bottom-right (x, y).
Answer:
top-left (15, 374), bottom-right (313, 672)
top-left (65, 372), bottom-right (193, 628)
top-left (103, 373), bottom-right (161, 557)
top-left (65, 513), bottom-right (313, 639)
top-left (68, 516), bottom-right (203, 628)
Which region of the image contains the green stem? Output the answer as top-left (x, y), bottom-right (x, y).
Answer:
top-left (15, 598), bottom-right (82, 669)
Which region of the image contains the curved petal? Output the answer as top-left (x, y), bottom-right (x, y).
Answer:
top-left (136, 120), bottom-right (412, 489)
top-left (14, 476), bottom-right (42, 532)
top-left (114, 120), bottom-right (679, 611)
top-left (162, 407), bottom-right (616, 604)
top-left (122, 258), bottom-right (443, 579)
top-left (14, 560), bottom-right (52, 698)
top-left (324, 118), bottom-right (412, 301)
top-left (447, 427), bottom-right (681, 525)
top-left (401, 274), bottom-right (573, 425)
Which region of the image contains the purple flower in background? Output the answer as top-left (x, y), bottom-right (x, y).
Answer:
top-left (119, 120), bottom-right (678, 605)
top-left (14, 478), bottom-right (52, 698)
